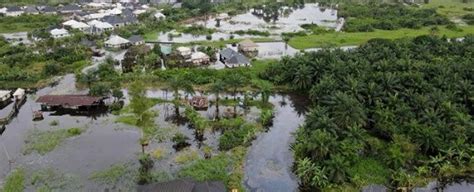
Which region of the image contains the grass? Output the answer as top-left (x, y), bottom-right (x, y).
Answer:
top-left (289, 25), bottom-right (474, 49)
top-left (23, 128), bottom-right (84, 155)
top-left (151, 147), bottom-right (167, 160)
top-left (0, 14), bottom-right (61, 33)
top-left (29, 168), bottom-right (82, 191)
top-left (1, 169), bottom-right (25, 192)
top-left (174, 148), bottom-right (201, 164)
top-left (423, 0), bottom-right (474, 19)
top-left (90, 164), bottom-right (128, 185)
top-left (347, 158), bottom-right (390, 188)
top-left (177, 147), bottom-right (247, 191)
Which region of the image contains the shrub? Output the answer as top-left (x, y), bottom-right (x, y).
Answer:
top-left (172, 132), bottom-right (190, 151)
top-left (219, 123), bottom-right (257, 150)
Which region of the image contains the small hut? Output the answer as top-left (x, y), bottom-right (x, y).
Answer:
top-left (238, 39), bottom-right (259, 57)
top-left (189, 96), bottom-right (209, 110)
top-left (12, 88), bottom-right (25, 101)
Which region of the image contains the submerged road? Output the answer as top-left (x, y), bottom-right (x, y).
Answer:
top-left (244, 95), bottom-right (306, 192)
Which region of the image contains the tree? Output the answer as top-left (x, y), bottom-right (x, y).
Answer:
top-left (210, 80), bottom-right (226, 120)
top-left (89, 83), bottom-right (110, 97)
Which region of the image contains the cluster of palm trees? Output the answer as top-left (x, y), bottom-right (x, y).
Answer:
top-left (263, 35), bottom-right (474, 190)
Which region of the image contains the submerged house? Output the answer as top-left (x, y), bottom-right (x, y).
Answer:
top-left (219, 48), bottom-right (250, 68)
top-left (238, 39), bottom-right (259, 57)
top-left (36, 95), bottom-right (105, 110)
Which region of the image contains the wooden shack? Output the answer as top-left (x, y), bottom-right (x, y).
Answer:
top-left (189, 96), bottom-right (209, 110)
top-left (36, 95), bottom-right (105, 111)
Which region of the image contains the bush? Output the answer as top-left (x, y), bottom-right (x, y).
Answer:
top-left (219, 123), bottom-right (257, 150)
top-left (172, 133), bottom-right (190, 151)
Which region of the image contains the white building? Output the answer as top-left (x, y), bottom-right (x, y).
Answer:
top-left (5, 6), bottom-right (24, 17)
top-left (190, 51), bottom-right (210, 65)
top-left (63, 20), bottom-right (90, 31)
top-left (105, 35), bottom-right (130, 48)
top-left (176, 47), bottom-right (192, 58)
top-left (50, 28), bottom-right (70, 39)
top-left (88, 20), bottom-right (114, 34)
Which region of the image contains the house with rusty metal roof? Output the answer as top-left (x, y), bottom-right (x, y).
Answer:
top-left (36, 95), bottom-right (105, 110)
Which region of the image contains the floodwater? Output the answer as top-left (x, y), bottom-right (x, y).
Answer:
top-left (156, 31), bottom-right (260, 43)
top-left (0, 75), bottom-right (302, 191)
top-left (197, 3), bottom-right (339, 34)
top-left (244, 94), bottom-right (309, 192)
top-left (156, 3), bottom-right (339, 43)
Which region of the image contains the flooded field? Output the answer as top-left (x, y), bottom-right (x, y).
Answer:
top-left (197, 3), bottom-right (339, 34)
top-left (154, 3), bottom-right (340, 43)
top-left (0, 75), bottom-right (308, 191)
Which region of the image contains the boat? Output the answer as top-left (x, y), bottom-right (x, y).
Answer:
top-left (189, 96), bottom-right (209, 110)
top-left (33, 111), bottom-right (43, 121)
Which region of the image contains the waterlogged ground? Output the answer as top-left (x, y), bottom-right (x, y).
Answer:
top-left (0, 75), bottom-right (308, 191)
top-left (156, 3), bottom-right (339, 43)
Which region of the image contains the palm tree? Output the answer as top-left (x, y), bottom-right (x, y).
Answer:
top-left (210, 80), bottom-right (226, 120)
top-left (292, 64), bottom-right (313, 90)
top-left (224, 72), bottom-right (246, 101)
top-left (168, 74), bottom-right (194, 117)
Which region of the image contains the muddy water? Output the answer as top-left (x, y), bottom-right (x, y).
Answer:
top-left (244, 94), bottom-right (309, 192)
top-left (198, 3), bottom-right (338, 34)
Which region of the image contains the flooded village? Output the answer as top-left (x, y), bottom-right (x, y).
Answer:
top-left (1, 0), bottom-right (474, 192)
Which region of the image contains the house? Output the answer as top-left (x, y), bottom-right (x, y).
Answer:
top-left (63, 20), bottom-right (90, 31)
top-left (238, 39), bottom-right (259, 57)
top-left (176, 47), bottom-right (192, 58)
top-left (123, 15), bottom-right (138, 25)
top-left (40, 6), bottom-right (57, 14)
top-left (219, 48), bottom-right (250, 68)
top-left (5, 6), bottom-right (24, 17)
top-left (105, 35), bottom-right (130, 48)
top-left (36, 95), bottom-right (105, 110)
top-left (128, 35), bottom-right (144, 45)
top-left (2, 32), bottom-right (31, 45)
top-left (50, 28), bottom-right (70, 39)
top-left (59, 4), bottom-right (82, 14)
top-left (0, 91), bottom-right (11, 107)
top-left (102, 15), bottom-right (125, 27)
top-left (12, 88), bottom-right (26, 101)
top-left (88, 20), bottom-right (113, 34)
top-left (189, 51), bottom-right (210, 65)
top-left (24, 6), bottom-right (40, 15)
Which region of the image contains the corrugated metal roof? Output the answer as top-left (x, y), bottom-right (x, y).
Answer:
top-left (36, 95), bottom-right (103, 106)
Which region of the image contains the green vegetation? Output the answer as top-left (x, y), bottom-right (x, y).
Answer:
top-left (263, 35), bottom-right (474, 190)
top-left (0, 35), bottom-right (92, 89)
top-left (423, 0), bottom-right (474, 19)
top-left (0, 14), bottom-right (61, 33)
top-left (340, 3), bottom-right (450, 32)
top-left (175, 148), bottom-right (201, 164)
top-left (1, 169), bottom-right (25, 192)
top-left (90, 164), bottom-right (128, 185)
top-left (219, 123), bottom-right (259, 150)
top-left (289, 25), bottom-right (474, 49)
top-left (178, 147), bottom-right (247, 190)
top-left (29, 168), bottom-right (81, 191)
top-left (23, 127), bottom-right (84, 155)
